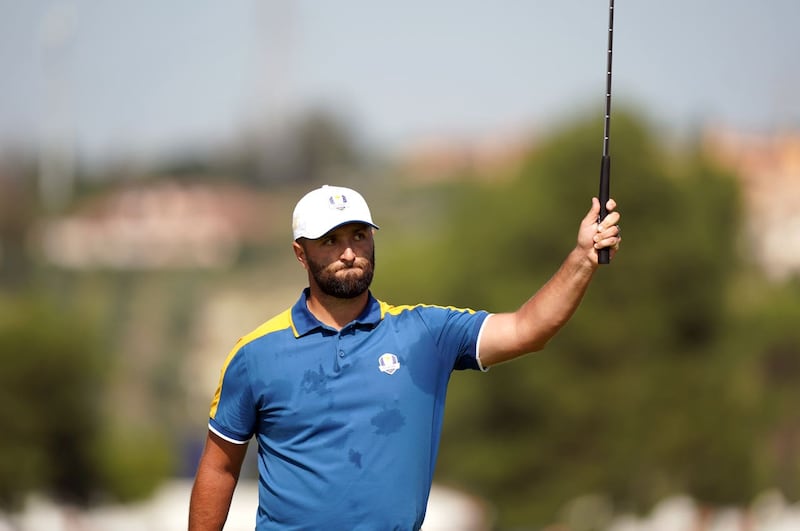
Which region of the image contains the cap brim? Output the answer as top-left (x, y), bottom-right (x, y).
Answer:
top-left (296, 220), bottom-right (380, 241)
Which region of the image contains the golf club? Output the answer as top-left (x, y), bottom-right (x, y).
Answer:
top-left (598, 0), bottom-right (614, 265)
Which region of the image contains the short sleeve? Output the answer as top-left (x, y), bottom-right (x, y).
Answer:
top-left (208, 345), bottom-right (256, 444)
top-left (419, 306), bottom-right (490, 371)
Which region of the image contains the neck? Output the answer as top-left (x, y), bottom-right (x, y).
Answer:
top-left (305, 288), bottom-right (369, 330)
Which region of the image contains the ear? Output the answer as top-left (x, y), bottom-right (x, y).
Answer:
top-left (292, 241), bottom-right (308, 270)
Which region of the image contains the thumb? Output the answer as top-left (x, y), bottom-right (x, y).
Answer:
top-left (583, 197), bottom-right (601, 225)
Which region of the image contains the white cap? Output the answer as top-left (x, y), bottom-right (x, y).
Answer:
top-left (292, 185), bottom-right (379, 240)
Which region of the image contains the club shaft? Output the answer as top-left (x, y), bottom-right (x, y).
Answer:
top-left (598, 0), bottom-right (614, 265)
top-left (602, 0), bottom-right (614, 159)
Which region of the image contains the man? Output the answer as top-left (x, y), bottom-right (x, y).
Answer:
top-left (189, 184), bottom-right (621, 530)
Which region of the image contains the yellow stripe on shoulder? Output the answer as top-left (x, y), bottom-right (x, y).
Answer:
top-left (209, 308), bottom-right (294, 419)
top-left (236, 308), bottom-right (297, 348)
top-left (378, 300), bottom-right (477, 318)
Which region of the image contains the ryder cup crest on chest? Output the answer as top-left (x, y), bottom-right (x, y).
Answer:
top-left (378, 353), bottom-right (400, 375)
top-left (292, 184), bottom-right (379, 241)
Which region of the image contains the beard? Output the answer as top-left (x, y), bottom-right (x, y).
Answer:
top-left (307, 250), bottom-right (375, 299)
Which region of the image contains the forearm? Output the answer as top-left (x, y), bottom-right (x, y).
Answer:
top-left (188, 460), bottom-right (239, 531)
top-left (516, 246), bottom-right (596, 349)
top-left (479, 197), bottom-right (619, 367)
top-left (480, 246), bottom-right (596, 366)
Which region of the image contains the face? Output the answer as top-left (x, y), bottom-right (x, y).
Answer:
top-left (295, 223), bottom-right (375, 299)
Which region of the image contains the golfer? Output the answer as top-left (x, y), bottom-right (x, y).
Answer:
top-left (189, 184), bottom-right (621, 530)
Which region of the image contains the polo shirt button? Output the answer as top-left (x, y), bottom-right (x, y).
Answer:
top-left (338, 350), bottom-right (345, 358)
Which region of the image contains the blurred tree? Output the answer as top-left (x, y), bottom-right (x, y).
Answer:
top-left (0, 295), bottom-right (106, 509)
top-left (293, 108), bottom-right (361, 180)
top-left (0, 157), bottom-right (38, 290)
top-left (231, 107), bottom-right (362, 185)
top-left (377, 110), bottom-right (770, 527)
top-left (0, 283), bottom-right (178, 510)
top-left (733, 278), bottom-right (800, 500)
top-left (92, 423), bottom-right (173, 503)
top-left (639, 150), bottom-right (757, 510)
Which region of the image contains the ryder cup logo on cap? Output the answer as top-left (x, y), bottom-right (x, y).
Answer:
top-left (292, 184), bottom-right (379, 240)
top-left (328, 192), bottom-right (348, 210)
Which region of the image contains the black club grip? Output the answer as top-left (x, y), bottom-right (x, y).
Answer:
top-left (598, 155), bottom-right (611, 265)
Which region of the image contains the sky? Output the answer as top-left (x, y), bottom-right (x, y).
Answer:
top-left (1, 0), bottom-right (799, 168)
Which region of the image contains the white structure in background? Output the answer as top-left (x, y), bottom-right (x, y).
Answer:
top-left (5, 483), bottom-right (800, 530)
top-left (36, 182), bottom-right (268, 270)
top-left (0, 480), bottom-right (492, 531)
top-left (704, 128), bottom-right (800, 281)
top-left (609, 491), bottom-right (800, 531)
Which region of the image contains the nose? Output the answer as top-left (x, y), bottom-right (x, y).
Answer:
top-left (340, 246), bottom-right (356, 264)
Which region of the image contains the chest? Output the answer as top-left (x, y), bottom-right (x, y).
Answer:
top-left (250, 324), bottom-right (449, 432)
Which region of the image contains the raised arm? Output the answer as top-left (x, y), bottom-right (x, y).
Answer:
top-left (189, 431), bottom-right (249, 531)
top-left (478, 197), bottom-right (621, 367)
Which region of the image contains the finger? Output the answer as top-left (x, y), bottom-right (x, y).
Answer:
top-left (584, 197), bottom-right (601, 224)
top-left (597, 211), bottom-right (620, 231)
top-left (605, 198), bottom-right (617, 211)
top-left (600, 226), bottom-right (621, 243)
top-left (594, 234), bottom-right (621, 250)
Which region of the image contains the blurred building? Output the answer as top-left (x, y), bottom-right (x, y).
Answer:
top-left (703, 128), bottom-right (800, 280)
top-left (34, 180), bottom-right (281, 270)
top-left (400, 129), bottom-right (533, 184)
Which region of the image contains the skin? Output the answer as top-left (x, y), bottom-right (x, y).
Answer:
top-left (478, 197), bottom-right (621, 365)
top-left (188, 196), bottom-right (621, 530)
top-left (188, 432), bottom-right (247, 531)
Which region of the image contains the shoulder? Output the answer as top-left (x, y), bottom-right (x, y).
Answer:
top-left (377, 301), bottom-right (487, 334)
top-left (378, 300), bottom-right (481, 319)
top-left (231, 308), bottom-right (296, 356)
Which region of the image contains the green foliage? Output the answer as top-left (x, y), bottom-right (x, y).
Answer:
top-left (93, 424), bottom-right (174, 503)
top-left (731, 278), bottom-right (800, 499)
top-left (0, 295), bottom-right (106, 508)
top-left (0, 286), bottom-right (178, 510)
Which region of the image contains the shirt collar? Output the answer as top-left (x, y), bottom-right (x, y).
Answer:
top-left (290, 288), bottom-right (383, 337)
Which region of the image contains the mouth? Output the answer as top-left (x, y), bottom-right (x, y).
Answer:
top-left (335, 266), bottom-right (364, 276)
top-left (336, 259), bottom-right (369, 272)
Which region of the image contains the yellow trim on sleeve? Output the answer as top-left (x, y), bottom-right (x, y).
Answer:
top-left (378, 300), bottom-right (478, 318)
top-left (209, 308), bottom-right (294, 419)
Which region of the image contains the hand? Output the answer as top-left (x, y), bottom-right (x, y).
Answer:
top-left (577, 197), bottom-right (621, 265)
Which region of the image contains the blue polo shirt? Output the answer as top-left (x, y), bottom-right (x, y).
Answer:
top-left (208, 289), bottom-right (491, 530)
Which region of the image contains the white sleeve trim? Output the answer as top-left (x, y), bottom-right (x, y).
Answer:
top-left (475, 313), bottom-right (494, 372)
top-left (209, 424), bottom-right (250, 445)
